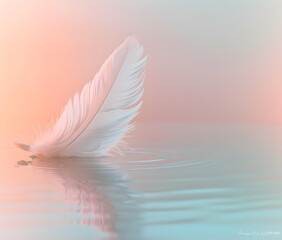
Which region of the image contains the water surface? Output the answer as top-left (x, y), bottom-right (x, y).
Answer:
top-left (1, 124), bottom-right (282, 239)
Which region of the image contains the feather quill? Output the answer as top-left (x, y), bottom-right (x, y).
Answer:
top-left (15, 36), bottom-right (146, 157)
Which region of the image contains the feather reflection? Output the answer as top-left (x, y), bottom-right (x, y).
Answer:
top-left (33, 157), bottom-right (142, 240)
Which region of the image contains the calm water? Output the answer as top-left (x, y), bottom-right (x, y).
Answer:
top-left (1, 124), bottom-right (282, 240)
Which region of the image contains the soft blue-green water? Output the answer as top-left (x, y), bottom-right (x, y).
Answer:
top-left (1, 124), bottom-right (282, 239)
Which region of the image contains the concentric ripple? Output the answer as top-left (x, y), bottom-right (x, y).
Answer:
top-left (103, 147), bottom-right (236, 174)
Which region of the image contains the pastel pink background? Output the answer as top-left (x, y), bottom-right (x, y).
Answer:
top-left (0, 0), bottom-right (282, 136)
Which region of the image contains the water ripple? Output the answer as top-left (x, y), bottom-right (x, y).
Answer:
top-left (4, 142), bottom-right (282, 240)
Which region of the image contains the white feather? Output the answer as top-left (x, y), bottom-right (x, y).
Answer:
top-left (15, 36), bottom-right (146, 157)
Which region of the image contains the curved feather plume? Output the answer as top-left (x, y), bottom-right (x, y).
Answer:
top-left (15, 36), bottom-right (146, 157)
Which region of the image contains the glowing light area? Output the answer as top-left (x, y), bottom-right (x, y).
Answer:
top-left (1, 0), bottom-right (282, 137)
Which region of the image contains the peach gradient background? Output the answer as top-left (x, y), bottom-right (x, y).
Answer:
top-left (0, 0), bottom-right (282, 136)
